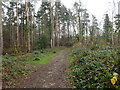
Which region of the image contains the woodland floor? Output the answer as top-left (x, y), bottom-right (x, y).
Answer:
top-left (15, 49), bottom-right (71, 88)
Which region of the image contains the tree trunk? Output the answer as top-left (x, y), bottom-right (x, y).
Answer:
top-left (67, 22), bottom-right (70, 41)
top-left (55, 2), bottom-right (60, 47)
top-left (16, 2), bottom-right (19, 50)
top-left (25, 1), bottom-right (31, 52)
top-left (50, 1), bottom-right (55, 47)
top-left (0, 1), bottom-right (3, 55)
top-left (72, 22), bottom-right (76, 37)
top-left (0, 1), bottom-right (3, 87)
top-left (29, 6), bottom-right (33, 51)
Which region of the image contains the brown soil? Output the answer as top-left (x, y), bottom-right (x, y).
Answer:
top-left (15, 49), bottom-right (71, 88)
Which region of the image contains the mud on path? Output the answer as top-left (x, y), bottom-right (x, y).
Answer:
top-left (16, 49), bottom-right (70, 88)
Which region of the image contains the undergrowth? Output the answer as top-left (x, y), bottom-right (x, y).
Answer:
top-left (2, 47), bottom-right (65, 88)
top-left (69, 45), bottom-right (120, 89)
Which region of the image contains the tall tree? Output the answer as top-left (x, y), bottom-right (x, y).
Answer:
top-left (103, 14), bottom-right (113, 43)
top-left (16, 1), bottom-right (19, 50)
top-left (25, 0), bottom-right (31, 52)
top-left (50, 0), bottom-right (55, 47)
top-left (0, 1), bottom-right (3, 55)
top-left (89, 15), bottom-right (99, 44)
top-left (114, 1), bottom-right (120, 44)
top-left (55, 0), bottom-right (59, 46)
top-left (82, 9), bottom-right (90, 44)
top-left (60, 5), bottom-right (68, 45)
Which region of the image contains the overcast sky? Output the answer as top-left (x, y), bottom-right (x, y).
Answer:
top-left (61, 0), bottom-right (120, 22)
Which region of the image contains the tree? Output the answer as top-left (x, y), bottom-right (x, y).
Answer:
top-left (70, 10), bottom-right (77, 37)
top-left (55, 0), bottom-right (61, 46)
top-left (89, 15), bottom-right (99, 44)
top-left (0, 1), bottom-right (3, 55)
top-left (5, 2), bottom-right (16, 53)
top-left (73, 2), bottom-right (89, 43)
top-left (25, 0), bottom-right (31, 52)
top-left (60, 5), bottom-right (68, 45)
top-left (114, 2), bottom-right (120, 44)
top-left (16, 1), bottom-right (19, 50)
top-left (103, 14), bottom-right (113, 43)
top-left (81, 9), bottom-right (90, 44)
top-left (36, 0), bottom-right (52, 49)
top-left (50, 0), bottom-right (55, 47)
top-left (114, 14), bottom-right (120, 44)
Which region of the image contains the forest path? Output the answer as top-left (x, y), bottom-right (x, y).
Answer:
top-left (16, 49), bottom-right (70, 88)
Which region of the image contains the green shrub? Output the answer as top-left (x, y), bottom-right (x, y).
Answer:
top-left (33, 57), bottom-right (41, 61)
top-left (53, 51), bottom-right (56, 53)
top-left (33, 51), bottom-right (40, 54)
top-left (70, 46), bottom-right (119, 89)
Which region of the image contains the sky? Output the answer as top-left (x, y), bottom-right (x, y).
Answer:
top-left (61, 0), bottom-right (120, 23)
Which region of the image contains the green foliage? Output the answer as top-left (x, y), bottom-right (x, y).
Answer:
top-left (65, 41), bottom-right (74, 47)
top-left (69, 46), bottom-right (119, 89)
top-left (103, 14), bottom-right (113, 43)
top-left (7, 81), bottom-right (16, 86)
top-left (33, 57), bottom-right (41, 61)
top-left (27, 48), bottom-right (63, 64)
top-left (26, 23), bottom-right (30, 33)
top-left (2, 58), bottom-right (34, 87)
top-left (114, 14), bottom-right (120, 30)
top-left (32, 51), bottom-right (40, 55)
top-left (53, 51), bottom-right (56, 53)
top-left (37, 34), bottom-right (50, 49)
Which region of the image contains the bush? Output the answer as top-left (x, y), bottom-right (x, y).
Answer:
top-left (65, 42), bottom-right (73, 47)
top-left (53, 51), bottom-right (56, 53)
top-left (33, 51), bottom-right (40, 54)
top-left (37, 34), bottom-right (50, 49)
top-left (70, 46), bottom-right (119, 89)
top-left (33, 57), bottom-right (41, 61)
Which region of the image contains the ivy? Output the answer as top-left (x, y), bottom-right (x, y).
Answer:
top-left (69, 46), bottom-right (120, 89)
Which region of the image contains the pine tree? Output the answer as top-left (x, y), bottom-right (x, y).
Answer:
top-left (103, 14), bottom-right (113, 43)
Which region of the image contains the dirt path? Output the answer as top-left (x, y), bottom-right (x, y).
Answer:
top-left (16, 49), bottom-right (70, 88)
